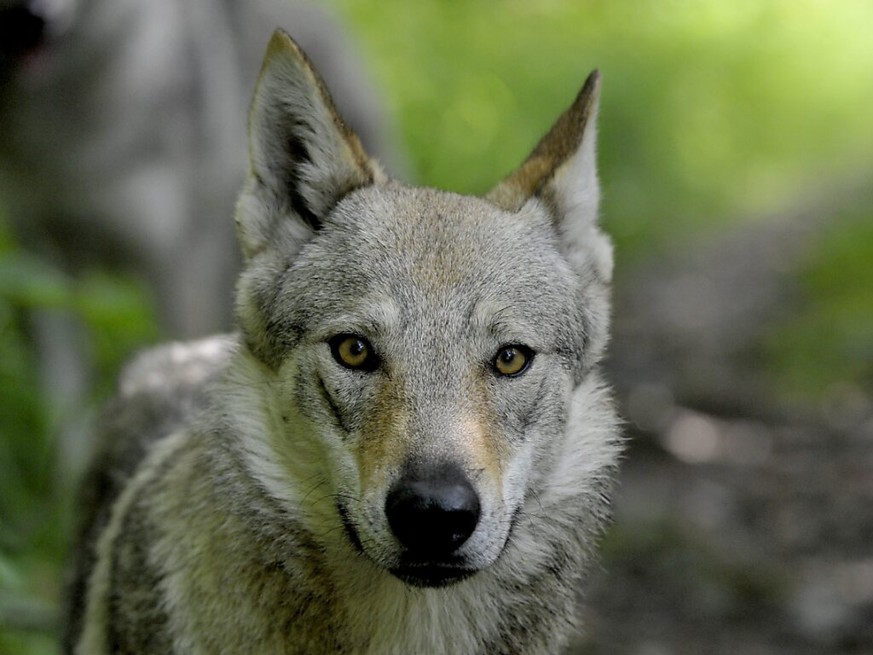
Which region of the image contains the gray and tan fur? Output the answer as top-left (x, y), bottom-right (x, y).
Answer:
top-left (67, 30), bottom-right (622, 654)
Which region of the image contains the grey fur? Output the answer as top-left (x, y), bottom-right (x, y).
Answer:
top-left (68, 31), bottom-right (623, 654)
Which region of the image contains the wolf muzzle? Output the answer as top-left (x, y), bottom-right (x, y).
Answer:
top-left (384, 461), bottom-right (480, 587)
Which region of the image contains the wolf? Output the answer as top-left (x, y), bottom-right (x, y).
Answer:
top-left (66, 30), bottom-right (622, 654)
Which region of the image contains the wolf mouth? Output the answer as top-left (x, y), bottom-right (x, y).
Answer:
top-left (389, 563), bottom-right (476, 588)
top-left (336, 501), bottom-right (477, 587)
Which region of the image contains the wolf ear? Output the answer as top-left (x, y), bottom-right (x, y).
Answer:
top-left (486, 71), bottom-right (611, 280)
top-left (236, 30), bottom-right (385, 259)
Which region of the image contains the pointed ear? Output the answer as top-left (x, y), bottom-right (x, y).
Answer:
top-left (486, 71), bottom-right (611, 280)
top-left (236, 30), bottom-right (385, 259)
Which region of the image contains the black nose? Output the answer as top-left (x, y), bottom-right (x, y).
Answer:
top-left (0, 5), bottom-right (47, 59)
top-left (385, 463), bottom-right (480, 559)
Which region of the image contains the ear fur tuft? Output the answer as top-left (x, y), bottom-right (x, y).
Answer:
top-left (487, 71), bottom-right (611, 281)
top-left (236, 30), bottom-right (385, 260)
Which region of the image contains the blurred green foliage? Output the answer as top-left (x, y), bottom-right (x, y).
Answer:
top-left (333, 0), bottom-right (873, 249)
top-left (0, 221), bottom-right (158, 653)
top-left (764, 190), bottom-right (873, 399)
top-left (1, 1), bottom-right (871, 652)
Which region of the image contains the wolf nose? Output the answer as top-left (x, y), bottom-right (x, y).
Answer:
top-left (385, 464), bottom-right (480, 558)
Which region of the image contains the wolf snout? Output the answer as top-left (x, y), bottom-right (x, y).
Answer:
top-left (385, 463), bottom-right (480, 559)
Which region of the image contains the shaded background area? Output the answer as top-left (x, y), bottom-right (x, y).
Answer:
top-left (1, 1), bottom-right (871, 653)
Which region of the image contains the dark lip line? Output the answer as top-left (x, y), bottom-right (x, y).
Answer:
top-left (336, 501), bottom-right (365, 555)
top-left (394, 559), bottom-right (470, 571)
top-left (397, 550), bottom-right (468, 566)
top-left (389, 564), bottom-right (477, 588)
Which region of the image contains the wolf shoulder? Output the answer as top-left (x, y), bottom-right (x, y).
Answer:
top-left (69, 334), bottom-right (346, 654)
top-left (94, 335), bottom-right (236, 466)
top-left (67, 334), bottom-right (237, 653)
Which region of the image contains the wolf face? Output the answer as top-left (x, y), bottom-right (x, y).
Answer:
top-left (233, 31), bottom-right (613, 589)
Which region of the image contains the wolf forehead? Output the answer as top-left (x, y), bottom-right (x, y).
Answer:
top-left (241, 183), bottom-right (590, 349)
top-left (315, 185), bottom-right (574, 289)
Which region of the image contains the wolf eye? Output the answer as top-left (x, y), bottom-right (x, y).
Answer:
top-left (329, 334), bottom-right (378, 371)
top-left (492, 345), bottom-right (534, 377)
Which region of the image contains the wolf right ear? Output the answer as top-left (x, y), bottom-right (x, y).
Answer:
top-left (235, 30), bottom-right (385, 259)
top-left (486, 71), bottom-right (612, 282)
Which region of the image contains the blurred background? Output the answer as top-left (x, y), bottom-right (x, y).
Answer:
top-left (1, 1), bottom-right (871, 653)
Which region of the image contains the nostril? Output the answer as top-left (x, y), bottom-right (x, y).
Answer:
top-left (385, 466), bottom-right (480, 559)
top-left (0, 5), bottom-right (47, 59)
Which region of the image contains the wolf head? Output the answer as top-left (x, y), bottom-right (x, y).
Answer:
top-left (233, 31), bottom-right (614, 588)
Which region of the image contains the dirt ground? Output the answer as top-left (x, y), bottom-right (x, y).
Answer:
top-left (572, 212), bottom-right (873, 654)
top-left (576, 410), bottom-right (872, 655)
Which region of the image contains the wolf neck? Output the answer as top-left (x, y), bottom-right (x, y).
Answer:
top-left (211, 348), bottom-right (583, 653)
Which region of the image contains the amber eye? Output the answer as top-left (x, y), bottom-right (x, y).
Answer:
top-left (329, 334), bottom-right (379, 371)
top-left (492, 345), bottom-right (534, 377)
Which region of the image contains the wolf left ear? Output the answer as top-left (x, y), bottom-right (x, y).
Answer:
top-left (487, 71), bottom-right (612, 281)
top-left (236, 30), bottom-right (385, 259)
